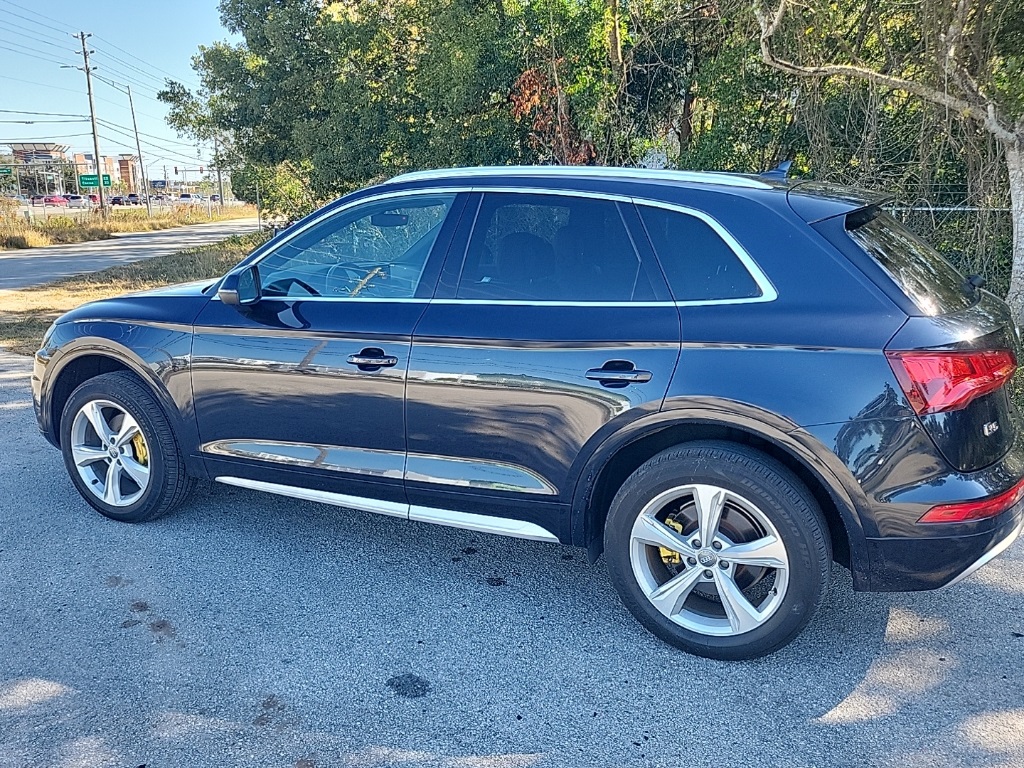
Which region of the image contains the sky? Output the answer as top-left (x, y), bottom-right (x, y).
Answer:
top-left (0, 0), bottom-right (237, 181)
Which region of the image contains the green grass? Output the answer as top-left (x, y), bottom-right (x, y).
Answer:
top-left (0, 204), bottom-right (258, 249)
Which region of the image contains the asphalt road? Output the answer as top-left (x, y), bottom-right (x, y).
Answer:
top-left (1, 349), bottom-right (1023, 768)
top-left (0, 217), bottom-right (259, 290)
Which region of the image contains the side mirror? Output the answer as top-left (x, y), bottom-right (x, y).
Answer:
top-left (218, 265), bottom-right (261, 306)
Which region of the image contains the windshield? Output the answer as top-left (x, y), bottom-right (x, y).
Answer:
top-left (848, 212), bottom-right (973, 316)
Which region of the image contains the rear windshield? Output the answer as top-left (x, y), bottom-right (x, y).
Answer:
top-left (848, 212), bottom-right (973, 315)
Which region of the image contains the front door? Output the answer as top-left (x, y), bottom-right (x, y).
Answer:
top-left (191, 192), bottom-right (466, 508)
top-left (405, 191), bottom-right (681, 541)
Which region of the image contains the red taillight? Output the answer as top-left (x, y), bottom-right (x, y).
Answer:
top-left (920, 477), bottom-right (1024, 523)
top-left (885, 349), bottom-right (1016, 415)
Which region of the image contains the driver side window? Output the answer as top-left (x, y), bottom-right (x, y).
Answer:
top-left (257, 194), bottom-right (456, 299)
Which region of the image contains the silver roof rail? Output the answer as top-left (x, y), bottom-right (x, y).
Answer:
top-left (389, 165), bottom-right (775, 191)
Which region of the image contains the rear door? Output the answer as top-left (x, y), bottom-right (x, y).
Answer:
top-left (404, 190), bottom-right (681, 541)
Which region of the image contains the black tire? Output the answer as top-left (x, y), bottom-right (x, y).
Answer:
top-left (59, 371), bottom-right (195, 523)
top-left (604, 441), bottom-right (831, 660)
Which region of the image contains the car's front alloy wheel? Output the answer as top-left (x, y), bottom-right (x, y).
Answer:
top-left (70, 399), bottom-right (151, 507)
top-left (60, 371), bottom-right (194, 522)
top-left (605, 441), bottom-right (831, 660)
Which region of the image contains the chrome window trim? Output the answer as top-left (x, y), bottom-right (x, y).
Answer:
top-left (213, 476), bottom-right (560, 543)
top-left (389, 165), bottom-right (775, 191)
top-left (631, 198), bottom-right (779, 305)
top-left (214, 185), bottom-right (777, 307)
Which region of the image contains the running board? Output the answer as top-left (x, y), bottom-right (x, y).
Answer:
top-left (214, 476), bottom-right (560, 543)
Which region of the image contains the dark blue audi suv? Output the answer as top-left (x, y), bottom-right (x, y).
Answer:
top-left (32, 166), bottom-right (1024, 659)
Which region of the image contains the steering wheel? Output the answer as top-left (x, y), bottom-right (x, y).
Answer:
top-left (326, 261), bottom-right (375, 296)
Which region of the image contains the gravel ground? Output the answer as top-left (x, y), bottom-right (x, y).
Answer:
top-left (1, 349), bottom-right (1023, 768)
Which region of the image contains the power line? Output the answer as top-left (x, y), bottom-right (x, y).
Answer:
top-left (0, 40), bottom-right (76, 67)
top-left (0, 0), bottom-right (76, 35)
top-left (93, 75), bottom-right (165, 105)
top-left (0, 119), bottom-right (88, 124)
top-left (98, 121), bottom-right (205, 164)
top-left (93, 69), bottom-right (165, 101)
top-left (0, 73), bottom-right (84, 95)
top-left (0, 133), bottom-right (93, 141)
top-left (0, 109), bottom-right (88, 117)
top-left (110, 121), bottom-right (207, 148)
top-left (91, 44), bottom-right (168, 88)
top-left (0, 18), bottom-right (72, 51)
top-left (93, 33), bottom-right (200, 89)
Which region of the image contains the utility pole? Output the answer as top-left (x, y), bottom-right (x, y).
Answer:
top-left (214, 135), bottom-right (225, 205)
top-left (125, 85), bottom-right (152, 217)
top-left (75, 32), bottom-right (106, 218)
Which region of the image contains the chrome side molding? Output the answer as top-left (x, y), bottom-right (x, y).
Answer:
top-left (409, 505), bottom-right (560, 543)
top-left (213, 476), bottom-right (561, 543)
top-left (215, 476), bottom-right (407, 518)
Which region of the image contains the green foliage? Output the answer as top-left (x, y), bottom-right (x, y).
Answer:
top-left (159, 0), bottom-right (1012, 291)
top-left (231, 161), bottom-right (317, 220)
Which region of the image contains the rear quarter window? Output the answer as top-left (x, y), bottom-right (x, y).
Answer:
top-left (847, 212), bottom-right (973, 315)
top-left (637, 205), bottom-right (762, 302)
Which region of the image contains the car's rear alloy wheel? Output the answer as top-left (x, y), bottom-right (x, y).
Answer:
top-left (60, 371), bottom-right (195, 522)
top-left (605, 441), bottom-right (831, 660)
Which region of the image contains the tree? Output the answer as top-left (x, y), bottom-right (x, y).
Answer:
top-left (161, 0), bottom-right (527, 201)
top-left (755, 0), bottom-right (1024, 324)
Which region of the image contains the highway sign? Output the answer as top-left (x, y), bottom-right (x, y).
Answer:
top-left (150, 179), bottom-right (167, 188)
top-left (79, 174), bottom-right (112, 187)
top-left (0, 168), bottom-right (12, 175)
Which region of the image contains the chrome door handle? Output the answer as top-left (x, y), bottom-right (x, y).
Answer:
top-left (585, 367), bottom-right (653, 383)
top-left (347, 349), bottom-right (399, 369)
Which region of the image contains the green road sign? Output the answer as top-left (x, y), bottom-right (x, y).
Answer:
top-left (0, 168), bottom-right (11, 175)
top-left (78, 174), bottom-right (112, 187)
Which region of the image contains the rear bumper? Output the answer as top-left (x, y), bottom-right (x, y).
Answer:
top-left (864, 502), bottom-right (1024, 591)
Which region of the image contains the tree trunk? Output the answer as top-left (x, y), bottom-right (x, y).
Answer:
top-left (1004, 140), bottom-right (1024, 328)
top-left (605, 0), bottom-right (624, 85)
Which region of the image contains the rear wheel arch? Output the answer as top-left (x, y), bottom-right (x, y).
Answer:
top-left (575, 417), bottom-right (864, 578)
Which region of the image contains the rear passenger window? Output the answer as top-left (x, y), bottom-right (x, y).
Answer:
top-left (638, 206), bottom-right (761, 302)
top-left (457, 193), bottom-right (655, 302)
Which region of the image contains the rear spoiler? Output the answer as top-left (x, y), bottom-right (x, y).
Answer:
top-left (786, 179), bottom-right (894, 225)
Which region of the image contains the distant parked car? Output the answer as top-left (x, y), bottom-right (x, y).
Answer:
top-left (109, 196), bottom-right (128, 206)
top-left (30, 195), bottom-right (45, 206)
top-left (43, 195), bottom-right (68, 206)
top-left (127, 194), bottom-right (142, 205)
top-left (66, 195), bottom-right (92, 209)
top-left (210, 194), bottom-right (221, 203)
top-left (2, 194), bottom-right (28, 205)
top-left (87, 194), bottom-right (99, 204)
top-left (175, 193), bottom-right (199, 205)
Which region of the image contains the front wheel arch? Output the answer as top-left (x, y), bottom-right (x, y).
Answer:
top-left (44, 342), bottom-right (184, 452)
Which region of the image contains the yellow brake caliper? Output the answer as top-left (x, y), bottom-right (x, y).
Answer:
top-left (659, 516), bottom-right (685, 566)
top-left (131, 432), bottom-right (149, 466)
